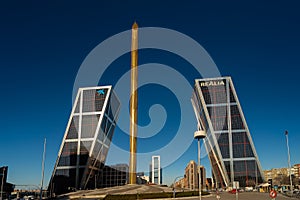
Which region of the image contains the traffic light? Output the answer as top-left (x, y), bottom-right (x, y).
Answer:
top-left (268, 179), bottom-right (273, 188)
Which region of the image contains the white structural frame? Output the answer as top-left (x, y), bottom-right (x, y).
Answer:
top-left (151, 155), bottom-right (161, 185)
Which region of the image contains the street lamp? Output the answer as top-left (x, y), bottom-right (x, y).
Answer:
top-left (40, 138), bottom-right (46, 200)
top-left (194, 130), bottom-right (206, 200)
top-left (285, 130), bottom-right (293, 193)
top-left (173, 176), bottom-right (184, 198)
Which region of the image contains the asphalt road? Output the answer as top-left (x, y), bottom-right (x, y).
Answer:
top-left (159, 192), bottom-right (297, 200)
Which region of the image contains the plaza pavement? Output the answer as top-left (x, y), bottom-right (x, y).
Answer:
top-left (56, 184), bottom-right (173, 199)
top-left (56, 184), bottom-right (298, 200)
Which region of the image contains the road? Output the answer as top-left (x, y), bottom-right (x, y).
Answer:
top-left (159, 191), bottom-right (297, 200)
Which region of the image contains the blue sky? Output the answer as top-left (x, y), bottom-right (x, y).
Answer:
top-left (0, 0), bottom-right (300, 187)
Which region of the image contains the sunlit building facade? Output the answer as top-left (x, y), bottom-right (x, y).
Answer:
top-left (263, 164), bottom-right (300, 186)
top-left (191, 77), bottom-right (264, 188)
top-left (184, 160), bottom-right (206, 190)
top-left (48, 86), bottom-right (120, 195)
top-left (294, 164), bottom-right (300, 179)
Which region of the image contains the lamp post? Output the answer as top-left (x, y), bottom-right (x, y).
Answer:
top-left (285, 130), bottom-right (293, 193)
top-left (194, 130), bottom-right (206, 200)
top-left (255, 160), bottom-right (258, 191)
top-left (173, 176), bottom-right (184, 198)
top-left (40, 138), bottom-right (46, 200)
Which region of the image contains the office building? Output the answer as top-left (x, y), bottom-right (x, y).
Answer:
top-left (206, 178), bottom-right (213, 190)
top-left (263, 164), bottom-right (300, 186)
top-left (48, 86), bottom-right (120, 195)
top-left (0, 166), bottom-right (14, 199)
top-left (100, 164), bottom-right (128, 188)
top-left (174, 177), bottom-right (185, 189)
top-left (191, 77), bottom-right (264, 188)
top-left (184, 161), bottom-right (206, 190)
top-left (264, 168), bottom-right (288, 186)
top-left (149, 156), bottom-right (162, 185)
top-left (294, 164), bottom-right (300, 179)
top-left (136, 172), bottom-right (148, 184)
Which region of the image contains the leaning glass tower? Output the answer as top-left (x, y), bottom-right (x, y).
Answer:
top-left (48, 86), bottom-right (120, 195)
top-left (191, 77), bottom-right (264, 188)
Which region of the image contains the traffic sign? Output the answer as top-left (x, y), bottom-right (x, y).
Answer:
top-left (233, 181), bottom-right (239, 189)
top-left (269, 190), bottom-right (277, 199)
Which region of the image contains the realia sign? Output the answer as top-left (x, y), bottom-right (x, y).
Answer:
top-left (200, 80), bottom-right (225, 87)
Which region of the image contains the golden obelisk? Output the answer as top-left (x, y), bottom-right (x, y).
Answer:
top-left (129, 22), bottom-right (138, 184)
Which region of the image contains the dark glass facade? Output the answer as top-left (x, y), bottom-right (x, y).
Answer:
top-left (0, 166), bottom-right (14, 199)
top-left (48, 86), bottom-right (120, 196)
top-left (100, 164), bottom-right (129, 188)
top-left (192, 77), bottom-right (264, 188)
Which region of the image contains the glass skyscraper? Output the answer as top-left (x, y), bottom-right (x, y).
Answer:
top-left (191, 77), bottom-right (264, 188)
top-left (48, 86), bottom-right (120, 195)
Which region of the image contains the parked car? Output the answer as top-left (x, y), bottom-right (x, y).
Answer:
top-left (245, 186), bottom-right (253, 192)
top-left (229, 189), bottom-right (243, 194)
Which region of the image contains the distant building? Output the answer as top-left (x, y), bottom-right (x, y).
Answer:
top-left (264, 168), bottom-right (289, 183)
top-left (100, 164), bottom-right (128, 188)
top-left (206, 178), bottom-right (213, 190)
top-left (264, 164), bottom-right (300, 186)
top-left (184, 160), bottom-right (206, 190)
top-left (264, 170), bottom-right (273, 182)
top-left (191, 77), bottom-right (264, 188)
top-left (0, 166), bottom-right (14, 199)
top-left (174, 178), bottom-right (185, 189)
top-left (149, 156), bottom-right (162, 184)
top-left (48, 86), bottom-right (120, 195)
top-left (294, 164), bottom-right (300, 179)
top-left (135, 172), bottom-right (148, 184)
top-left (184, 160), bottom-right (197, 190)
top-left (136, 172), bottom-right (148, 184)
top-left (139, 175), bottom-right (149, 183)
